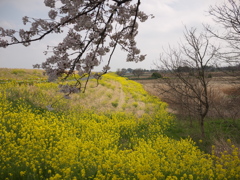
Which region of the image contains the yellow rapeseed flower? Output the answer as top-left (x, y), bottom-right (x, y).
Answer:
top-left (20, 171), bottom-right (26, 176)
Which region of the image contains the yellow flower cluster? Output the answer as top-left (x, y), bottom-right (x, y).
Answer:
top-left (0, 73), bottom-right (239, 180)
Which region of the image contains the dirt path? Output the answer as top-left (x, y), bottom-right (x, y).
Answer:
top-left (117, 83), bottom-right (126, 111)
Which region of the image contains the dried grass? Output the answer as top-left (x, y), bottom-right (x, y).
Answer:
top-left (138, 78), bottom-right (240, 119)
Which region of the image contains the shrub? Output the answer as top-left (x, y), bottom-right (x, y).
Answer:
top-left (151, 72), bottom-right (162, 79)
top-left (112, 101), bottom-right (119, 108)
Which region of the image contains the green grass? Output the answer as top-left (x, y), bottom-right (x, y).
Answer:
top-left (164, 116), bottom-right (240, 153)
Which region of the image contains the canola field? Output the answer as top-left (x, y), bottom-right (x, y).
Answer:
top-left (0, 72), bottom-right (239, 180)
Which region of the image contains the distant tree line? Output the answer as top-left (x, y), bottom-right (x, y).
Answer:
top-left (116, 68), bottom-right (159, 76)
top-left (174, 64), bottom-right (240, 73)
top-left (116, 64), bottom-right (240, 79)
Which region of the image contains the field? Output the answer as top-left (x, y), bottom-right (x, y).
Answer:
top-left (0, 69), bottom-right (240, 180)
top-left (134, 72), bottom-right (240, 114)
top-left (133, 72), bottom-right (240, 154)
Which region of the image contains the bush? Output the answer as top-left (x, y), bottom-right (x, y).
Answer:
top-left (111, 101), bottom-right (119, 108)
top-left (151, 72), bottom-right (162, 79)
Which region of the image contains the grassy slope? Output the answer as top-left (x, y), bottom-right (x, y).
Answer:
top-left (0, 69), bottom-right (161, 116)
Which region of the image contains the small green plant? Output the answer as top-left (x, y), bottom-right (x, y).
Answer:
top-left (132, 102), bottom-right (138, 108)
top-left (107, 93), bottom-right (112, 98)
top-left (151, 72), bottom-right (162, 79)
top-left (111, 100), bottom-right (119, 108)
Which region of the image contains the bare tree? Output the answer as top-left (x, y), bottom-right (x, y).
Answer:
top-left (116, 68), bottom-right (127, 76)
top-left (207, 0), bottom-right (240, 65)
top-left (0, 0), bottom-right (150, 93)
top-left (156, 28), bottom-right (218, 137)
top-left (132, 68), bottom-right (144, 78)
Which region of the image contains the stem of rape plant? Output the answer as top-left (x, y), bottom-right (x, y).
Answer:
top-left (49, 96), bottom-right (65, 107)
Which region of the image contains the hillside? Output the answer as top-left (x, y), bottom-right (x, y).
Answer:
top-left (0, 68), bottom-right (46, 80)
top-left (0, 68), bottom-right (239, 180)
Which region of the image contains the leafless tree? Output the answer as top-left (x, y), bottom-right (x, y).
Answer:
top-left (156, 28), bottom-right (218, 137)
top-left (132, 68), bottom-right (144, 78)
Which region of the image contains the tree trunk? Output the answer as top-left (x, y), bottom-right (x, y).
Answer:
top-left (200, 116), bottom-right (205, 138)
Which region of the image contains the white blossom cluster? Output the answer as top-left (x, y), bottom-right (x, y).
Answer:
top-left (0, 0), bottom-right (149, 91)
top-left (59, 84), bottom-right (80, 94)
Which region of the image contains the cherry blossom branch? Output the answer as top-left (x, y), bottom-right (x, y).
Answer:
top-left (0, 0), bottom-right (150, 94)
top-left (3, 2), bottom-right (102, 47)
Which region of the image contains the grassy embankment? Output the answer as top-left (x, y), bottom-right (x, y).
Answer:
top-left (0, 68), bottom-right (239, 180)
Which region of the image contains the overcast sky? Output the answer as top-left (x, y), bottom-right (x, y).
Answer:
top-left (0, 0), bottom-right (224, 71)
